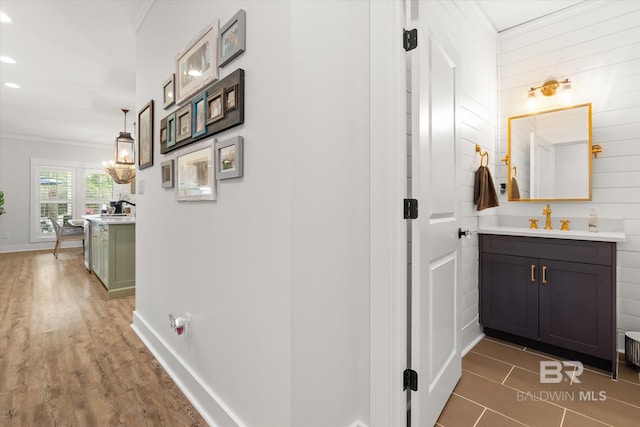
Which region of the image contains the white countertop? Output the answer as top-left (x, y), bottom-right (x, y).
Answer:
top-left (478, 226), bottom-right (626, 242)
top-left (82, 214), bottom-right (136, 225)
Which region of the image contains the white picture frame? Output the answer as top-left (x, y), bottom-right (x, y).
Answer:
top-left (176, 139), bottom-right (216, 201)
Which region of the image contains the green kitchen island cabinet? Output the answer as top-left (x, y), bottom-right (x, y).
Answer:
top-left (86, 216), bottom-right (135, 299)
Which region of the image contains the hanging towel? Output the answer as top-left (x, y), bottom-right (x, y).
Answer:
top-left (510, 176), bottom-right (521, 200)
top-left (473, 166), bottom-right (499, 211)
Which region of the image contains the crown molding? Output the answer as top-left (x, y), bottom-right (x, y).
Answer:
top-left (0, 133), bottom-right (111, 149)
top-left (132, 0), bottom-right (155, 33)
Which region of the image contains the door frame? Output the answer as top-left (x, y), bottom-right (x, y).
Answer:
top-left (369, 1), bottom-right (409, 426)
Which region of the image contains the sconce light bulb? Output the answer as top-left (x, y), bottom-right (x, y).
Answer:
top-left (527, 91), bottom-right (536, 109)
top-left (102, 161), bottom-right (107, 167)
top-left (562, 83), bottom-right (572, 103)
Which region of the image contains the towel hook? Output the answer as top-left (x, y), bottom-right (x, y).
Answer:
top-left (512, 166), bottom-right (517, 177)
top-left (475, 144), bottom-right (489, 167)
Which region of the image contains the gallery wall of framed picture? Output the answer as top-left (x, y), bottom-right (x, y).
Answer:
top-left (160, 69), bottom-right (244, 154)
top-left (158, 9), bottom-right (247, 197)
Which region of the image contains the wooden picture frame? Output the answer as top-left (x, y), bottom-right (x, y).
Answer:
top-left (206, 88), bottom-right (224, 124)
top-left (175, 21), bottom-right (218, 106)
top-left (218, 9), bottom-right (246, 68)
top-left (161, 159), bottom-right (174, 188)
top-left (176, 140), bottom-right (216, 201)
top-left (216, 136), bottom-right (243, 180)
top-left (160, 116), bottom-right (168, 145)
top-left (192, 92), bottom-right (207, 138)
top-left (137, 100), bottom-right (154, 170)
top-left (167, 113), bottom-right (177, 148)
top-left (176, 104), bottom-right (192, 142)
top-left (161, 69), bottom-right (244, 154)
top-left (224, 84), bottom-right (238, 112)
top-left (163, 74), bottom-right (175, 109)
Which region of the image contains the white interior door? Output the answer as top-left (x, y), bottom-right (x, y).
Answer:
top-left (410, 16), bottom-right (461, 427)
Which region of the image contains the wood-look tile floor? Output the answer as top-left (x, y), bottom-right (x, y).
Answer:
top-left (0, 249), bottom-right (206, 426)
top-left (438, 337), bottom-right (640, 427)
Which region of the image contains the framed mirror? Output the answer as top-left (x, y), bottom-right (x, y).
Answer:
top-left (507, 103), bottom-right (592, 201)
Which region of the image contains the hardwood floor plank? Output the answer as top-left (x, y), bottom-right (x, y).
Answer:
top-left (0, 250), bottom-right (206, 426)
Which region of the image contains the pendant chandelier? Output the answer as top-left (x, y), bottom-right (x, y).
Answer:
top-left (104, 109), bottom-right (136, 184)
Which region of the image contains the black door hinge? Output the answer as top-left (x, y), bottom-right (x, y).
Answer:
top-left (403, 368), bottom-right (418, 391)
top-left (403, 28), bottom-right (418, 51)
top-left (404, 198), bottom-right (418, 219)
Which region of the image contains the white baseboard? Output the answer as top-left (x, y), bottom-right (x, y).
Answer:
top-left (0, 241), bottom-right (82, 253)
top-left (131, 310), bottom-right (246, 427)
top-left (462, 331), bottom-right (485, 357)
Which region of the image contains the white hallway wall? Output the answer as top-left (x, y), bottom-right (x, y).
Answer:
top-left (0, 136), bottom-right (112, 253)
top-left (133, 1), bottom-right (369, 426)
top-left (496, 1), bottom-right (640, 349)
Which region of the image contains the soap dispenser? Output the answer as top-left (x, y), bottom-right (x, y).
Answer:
top-left (588, 208), bottom-right (599, 232)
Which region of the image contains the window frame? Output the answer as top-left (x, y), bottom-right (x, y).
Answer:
top-left (30, 159), bottom-right (114, 243)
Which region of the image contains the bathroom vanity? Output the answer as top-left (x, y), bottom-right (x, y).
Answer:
top-left (84, 215), bottom-right (136, 299)
top-left (478, 228), bottom-right (625, 377)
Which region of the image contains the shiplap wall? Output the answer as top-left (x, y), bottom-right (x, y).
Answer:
top-left (496, 1), bottom-right (640, 349)
top-left (407, 0), bottom-right (497, 352)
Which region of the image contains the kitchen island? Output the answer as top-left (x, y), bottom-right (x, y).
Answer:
top-left (83, 215), bottom-right (135, 299)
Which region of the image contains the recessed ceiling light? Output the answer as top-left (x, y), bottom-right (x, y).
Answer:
top-left (0, 56), bottom-right (16, 64)
top-left (0, 11), bottom-right (12, 23)
top-left (4, 82), bottom-right (20, 89)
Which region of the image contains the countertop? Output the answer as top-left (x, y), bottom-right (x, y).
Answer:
top-left (477, 226), bottom-right (626, 243)
top-left (82, 214), bottom-right (136, 225)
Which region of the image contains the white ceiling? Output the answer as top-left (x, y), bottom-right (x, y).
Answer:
top-left (476, 0), bottom-right (586, 32)
top-left (0, 0), bottom-right (146, 146)
top-left (0, 0), bottom-right (587, 148)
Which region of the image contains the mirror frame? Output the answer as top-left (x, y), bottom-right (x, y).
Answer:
top-left (507, 103), bottom-right (592, 202)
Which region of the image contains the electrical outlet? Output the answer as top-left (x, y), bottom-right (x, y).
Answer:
top-left (1, 232), bottom-right (9, 240)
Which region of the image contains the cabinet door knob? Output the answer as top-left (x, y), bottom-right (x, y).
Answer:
top-left (542, 265), bottom-right (548, 284)
top-left (531, 264), bottom-right (536, 282)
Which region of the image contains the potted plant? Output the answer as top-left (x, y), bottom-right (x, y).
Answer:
top-left (0, 190), bottom-right (5, 215)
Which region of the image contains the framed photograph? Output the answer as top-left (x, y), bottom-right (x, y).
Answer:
top-left (161, 159), bottom-right (174, 188)
top-left (176, 104), bottom-right (192, 142)
top-left (160, 117), bottom-right (168, 145)
top-left (206, 89), bottom-right (224, 124)
top-left (192, 92), bottom-right (207, 138)
top-left (218, 9), bottom-right (246, 68)
top-left (224, 85), bottom-right (238, 111)
top-left (138, 100), bottom-right (154, 170)
top-left (176, 140), bottom-right (216, 201)
top-left (175, 21), bottom-right (218, 106)
top-left (163, 74), bottom-right (175, 109)
top-left (167, 113), bottom-right (177, 148)
top-left (216, 136), bottom-right (243, 180)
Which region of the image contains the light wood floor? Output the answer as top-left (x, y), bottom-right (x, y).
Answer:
top-left (0, 248), bottom-right (206, 426)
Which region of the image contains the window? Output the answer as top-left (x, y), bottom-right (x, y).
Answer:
top-left (38, 168), bottom-right (74, 235)
top-left (31, 160), bottom-right (118, 242)
top-left (84, 170), bottom-right (114, 215)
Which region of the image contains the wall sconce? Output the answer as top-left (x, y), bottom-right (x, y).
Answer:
top-left (527, 78), bottom-right (572, 108)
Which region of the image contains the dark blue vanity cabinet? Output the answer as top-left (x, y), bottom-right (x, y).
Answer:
top-left (479, 234), bottom-right (617, 376)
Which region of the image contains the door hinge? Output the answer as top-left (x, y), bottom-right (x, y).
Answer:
top-left (403, 368), bottom-right (418, 391)
top-left (403, 28), bottom-right (418, 51)
top-left (404, 198), bottom-right (418, 219)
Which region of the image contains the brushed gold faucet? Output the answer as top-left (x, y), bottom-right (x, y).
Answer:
top-left (543, 204), bottom-right (552, 230)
